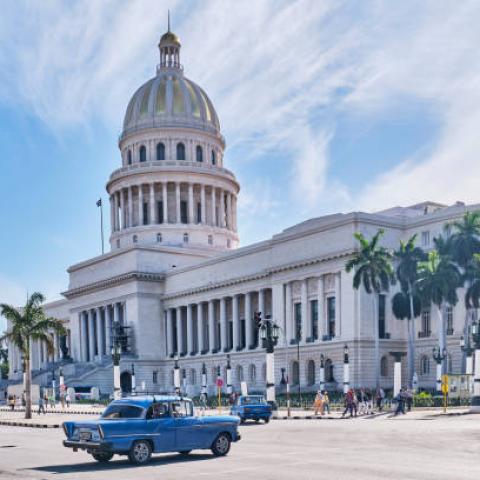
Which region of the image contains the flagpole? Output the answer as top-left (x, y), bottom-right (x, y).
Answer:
top-left (97, 198), bottom-right (105, 255)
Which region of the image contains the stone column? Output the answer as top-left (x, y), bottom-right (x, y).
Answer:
top-left (200, 184), bottom-right (206, 224)
top-left (317, 275), bottom-right (324, 341)
top-left (53, 333), bottom-right (59, 361)
top-left (232, 295), bottom-right (239, 351)
top-left (138, 184), bottom-right (143, 226)
top-left (162, 182), bottom-right (168, 223)
top-left (128, 186), bottom-right (133, 227)
top-left (188, 183), bottom-right (194, 224)
top-left (301, 279), bottom-right (308, 342)
top-left (80, 312), bottom-right (87, 362)
top-left (88, 310), bottom-right (95, 362)
top-left (115, 192), bottom-right (120, 231)
top-left (176, 307), bottom-right (183, 354)
top-left (211, 187), bottom-right (216, 226)
top-left (245, 292), bottom-right (252, 349)
top-left (176, 183), bottom-right (181, 223)
top-left (106, 305), bottom-right (113, 352)
top-left (166, 308), bottom-right (173, 356)
top-left (226, 192), bottom-right (232, 230)
top-left (220, 297), bottom-right (227, 352)
top-left (285, 282), bottom-right (292, 343)
top-left (208, 300), bottom-right (215, 353)
top-left (220, 189), bottom-right (226, 227)
top-left (150, 183), bottom-right (155, 224)
top-left (335, 272), bottom-right (341, 337)
top-left (96, 307), bottom-right (104, 359)
top-left (197, 303), bottom-right (205, 353)
top-left (120, 190), bottom-right (125, 229)
top-left (113, 302), bottom-right (119, 325)
top-left (110, 195), bottom-right (115, 233)
top-left (187, 304), bottom-right (193, 355)
top-left (233, 195), bottom-right (237, 231)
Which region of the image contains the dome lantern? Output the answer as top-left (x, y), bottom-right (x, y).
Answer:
top-left (158, 12), bottom-right (182, 71)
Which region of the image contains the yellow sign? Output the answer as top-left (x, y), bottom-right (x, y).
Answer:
top-left (441, 374), bottom-right (449, 394)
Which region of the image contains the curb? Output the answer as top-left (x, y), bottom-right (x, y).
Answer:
top-left (0, 420), bottom-right (60, 428)
top-left (0, 408), bottom-right (99, 415)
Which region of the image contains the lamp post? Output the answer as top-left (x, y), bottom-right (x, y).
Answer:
top-left (319, 354), bottom-right (325, 392)
top-left (201, 362), bottom-right (207, 396)
top-left (111, 343), bottom-right (121, 400)
top-left (259, 313), bottom-right (280, 406)
top-left (460, 333), bottom-right (474, 376)
top-left (390, 352), bottom-right (406, 398)
top-left (226, 354), bottom-right (232, 395)
top-left (51, 355), bottom-right (56, 405)
top-left (296, 324), bottom-right (302, 403)
top-left (343, 345), bottom-right (349, 394)
top-left (131, 363), bottom-right (136, 395)
top-left (173, 353), bottom-right (181, 396)
top-left (432, 345), bottom-right (447, 392)
top-left (470, 321), bottom-right (480, 411)
top-left (59, 366), bottom-right (65, 398)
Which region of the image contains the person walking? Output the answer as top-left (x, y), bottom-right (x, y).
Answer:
top-left (375, 387), bottom-right (385, 411)
top-left (365, 388), bottom-right (374, 414)
top-left (8, 394), bottom-right (15, 411)
top-left (313, 391), bottom-right (323, 416)
top-left (394, 388), bottom-right (406, 416)
top-left (405, 389), bottom-right (413, 411)
top-left (342, 389), bottom-right (356, 418)
top-left (65, 392), bottom-right (71, 408)
top-left (322, 391), bottom-right (330, 415)
top-left (37, 395), bottom-right (46, 415)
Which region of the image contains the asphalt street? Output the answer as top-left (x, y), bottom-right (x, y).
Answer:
top-left (0, 413), bottom-right (479, 480)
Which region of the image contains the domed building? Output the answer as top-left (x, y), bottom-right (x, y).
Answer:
top-left (6, 27), bottom-right (475, 399)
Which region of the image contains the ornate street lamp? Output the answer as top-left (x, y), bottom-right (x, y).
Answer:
top-left (201, 362), bottom-right (207, 395)
top-left (319, 354), bottom-right (325, 392)
top-left (173, 353), bottom-right (181, 396)
top-left (460, 333), bottom-right (474, 376)
top-left (59, 366), bottom-right (65, 399)
top-left (343, 345), bottom-right (349, 394)
top-left (259, 313), bottom-right (280, 406)
top-left (226, 354), bottom-right (232, 395)
top-left (111, 343), bottom-right (122, 400)
top-left (432, 345), bottom-right (447, 392)
top-left (470, 321), bottom-right (480, 410)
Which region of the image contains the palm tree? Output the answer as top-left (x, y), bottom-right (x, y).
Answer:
top-left (392, 235), bottom-right (426, 387)
top-left (465, 254), bottom-right (480, 309)
top-left (416, 246), bottom-right (461, 375)
top-left (449, 211), bottom-right (480, 369)
top-left (345, 229), bottom-right (395, 388)
top-left (1, 292), bottom-right (65, 419)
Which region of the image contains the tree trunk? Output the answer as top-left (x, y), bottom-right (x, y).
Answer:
top-left (408, 285), bottom-right (416, 387)
top-left (25, 349), bottom-right (32, 419)
top-left (373, 294), bottom-right (380, 390)
top-left (437, 303), bottom-right (446, 375)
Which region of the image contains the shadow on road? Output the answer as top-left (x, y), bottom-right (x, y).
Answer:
top-left (25, 452), bottom-right (214, 474)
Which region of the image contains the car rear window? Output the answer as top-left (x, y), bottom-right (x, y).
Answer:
top-left (102, 404), bottom-right (145, 419)
top-left (241, 396), bottom-right (265, 405)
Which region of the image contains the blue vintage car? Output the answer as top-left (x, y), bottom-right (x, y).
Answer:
top-left (63, 396), bottom-right (241, 464)
top-left (230, 395), bottom-right (272, 423)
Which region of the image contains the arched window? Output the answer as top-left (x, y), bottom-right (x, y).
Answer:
top-left (249, 364), bottom-right (256, 383)
top-left (183, 233), bottom-right (189, 243)
top-left (291, 361), bottom-right (300, 385)
top-left (176, 142), bottom-right (185, 160)
top-left (196, 145), bottom-right (203, 162)
top-left (307, 360), bottom-right (315, 385)
top-left (421, 355), bottom-right (430, 375)
top-left (325, 359), bottom-right (334, 382)
top-left (127, 149), bottom-right (132, 165)
top-left (236, 365), bottom-right (244, 382)
top-left (156, 142), bottom-right (165, 161)
top-left (380, 356), bottom-right (388, 377)
top-left (156, 233), bottom-right (162, 243)
top-left (211, 149), bottom-right (216, 165)
top-left (139, 145), bottom-right (147, 162)
top-left (133, 235), bottom-right (138, 243)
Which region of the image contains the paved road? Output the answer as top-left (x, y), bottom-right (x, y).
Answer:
top-left (0, 413), bottom-right (479, 480)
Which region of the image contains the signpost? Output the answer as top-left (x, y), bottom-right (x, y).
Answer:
top-left (216, 377), bottom-right (223, 413)
top-left (441, 374), bottom-right (449, 413)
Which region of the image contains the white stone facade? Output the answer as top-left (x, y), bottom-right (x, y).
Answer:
top-left (6, 30), bottom-right (475, 396)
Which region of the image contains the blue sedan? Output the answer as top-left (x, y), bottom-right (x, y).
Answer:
top-left (63, 396), bottom-right (241, 464)
top-left (230, 395), bottom-right (272, 424)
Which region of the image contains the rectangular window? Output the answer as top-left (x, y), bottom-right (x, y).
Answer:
top-left (180, 201), bottom-right (188, 224)
top-left (157, 201), bottom-right (164, 224)
top-left (421, 309), bottom-right (431, 336)
top-left (197, 202), bottom-right (202, 223)
top-left (446, 305), bottom-right (453, 334)
top-left (228, 320), bottom-right (233, 350)
top-left (294, 302), bottom-right (302, 341)
top-left (327, 297), bottom-right (336, 338)
top-left (378, 294), bottom-right (386, 339)
top-left (152, 371), bottom-right (158, 384)
top-left (240, 318), bottom-right (246, 349)
top-left (143, 202), bottom-right (148, 225)
top-left (421, 231), bottom-right (430, 246)
top-left (310, 300), bottom-right (318, 340)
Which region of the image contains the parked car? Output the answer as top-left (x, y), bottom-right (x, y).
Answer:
top-left (230, 395), bottom-right (272, 423)
top-left (62, 396), bottom-right (241, 464)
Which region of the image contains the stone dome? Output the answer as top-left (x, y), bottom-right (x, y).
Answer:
top-left (122, 71), bottom-right (220, 137)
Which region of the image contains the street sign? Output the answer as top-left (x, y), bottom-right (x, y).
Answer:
top-left (216, 378), bottom-right (224, 388)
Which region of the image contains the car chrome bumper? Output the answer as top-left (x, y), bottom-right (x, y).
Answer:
top-left (63, 440), bottom-right (112, 452)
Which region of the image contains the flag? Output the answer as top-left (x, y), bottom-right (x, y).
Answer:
top-left (96, 198), bottom-right (102, 207)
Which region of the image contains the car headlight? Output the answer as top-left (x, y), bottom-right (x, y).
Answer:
top-left (98, 425), bottom-right (105, 439)
top-left (91, 431), bottom-right (100, 441)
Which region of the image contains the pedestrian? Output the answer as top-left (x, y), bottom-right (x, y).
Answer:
top-left (358, 388), bottom-right (367, 415)
top-left (37, 395), bottom-right (46, 415)
top-left (60, 393), bottom-right (65, 409)
top-left (313, 391), bottom-right (323, 416)
top-left (375, 387), bottom-right (385, 411)
top-left (406, 389), bottom-right (413, 411)
top-left (322, 391), bottom-right (330, 415)
top-left (394, 389), bottom-right (406, 416)
top-left (341, 389), bottom-right (356, 418)
top-left (49, 393), bottom-right (55, 409)
top-left (65, 392), bottom-right (71, 408)
top-left (365, 388), bottom-right (374, 414)
top-left (8, 394), bottom-right (15, 411)
top-left (43, 391), bottom-right (49, 411)
top-left (199, 392), bottom-right (207, 416)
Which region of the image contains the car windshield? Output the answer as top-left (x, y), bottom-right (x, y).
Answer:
top-left (170, 400), bottom-right (194, 417)
top-left (240, 396), bottom-right (266, 405)
top-left (102, 404), bottom-right (145, 419)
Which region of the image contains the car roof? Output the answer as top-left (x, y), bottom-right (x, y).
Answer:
top-left (111, 396), bottom-right (191, 408)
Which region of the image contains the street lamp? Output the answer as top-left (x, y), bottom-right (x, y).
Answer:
top-left (432, 345), bottom-right (447, 392)
top-left (470, 321), bottom-right (480, 410)
top-left (111, 343), bottom-right (122, 400)
top-left (343, 345), bottom-right (349, 394)
top-left (295, 324), bottom-right (302, 403)
top-left (259, 313), bottom-right (280, 405)
top-left (173, 353), bottom-right (181, 396)
top-left (131, 363), bottom-right (136, 395)
top-left (201, 362), bottom-right (207, 396)
top-left (460, 333), bottom-right (474, 376)
top-left (319, 354), bottom-right (325, 392)
top-left (226, 354), bottom-right (232, 395)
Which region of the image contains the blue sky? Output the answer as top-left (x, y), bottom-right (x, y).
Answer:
top-left (1, 0), bottom-right (480, 326)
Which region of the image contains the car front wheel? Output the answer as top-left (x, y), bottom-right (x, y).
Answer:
top-left (211, 433), bottom-right (231, 456)
top-left (264, 417), bottom-right (270, 424)
top-left (92, 452), bottom-right (113, 463)
top-left (128, 440), bottom-right (152, 465)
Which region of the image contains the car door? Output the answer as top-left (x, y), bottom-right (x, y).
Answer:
top-left (173, 400), bottom-right (207, 449)
top-left (145, 402), bottom-right (176, 453)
